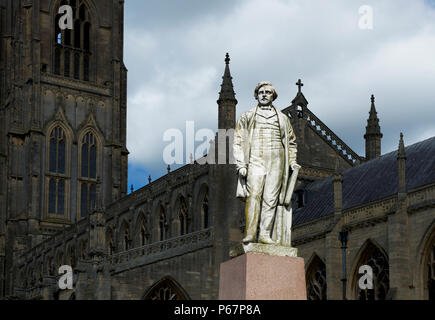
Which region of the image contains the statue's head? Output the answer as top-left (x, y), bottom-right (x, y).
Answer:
top-left (254, 81), bottom-right (278, 106)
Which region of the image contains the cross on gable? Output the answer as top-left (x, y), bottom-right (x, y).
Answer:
top-left (296, 79), bottom-right (304, 93)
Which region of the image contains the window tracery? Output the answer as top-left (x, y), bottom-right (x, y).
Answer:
top-left (356, 243), bottom-right (390, 300)
top-left (179, 198), bottom-right (188, 236)
top-left (143, 277), bottom-right (190, 300)
top-left (306, 255), bottom-right (327, 300)
top-left (159, 206), bottom-right (167, 241)
top-left (79, 131), bottom-right (98, 219)
top-left (47, 126), bottom-right (69, 218)
top-left (54, 0), bottom-right (92, 81)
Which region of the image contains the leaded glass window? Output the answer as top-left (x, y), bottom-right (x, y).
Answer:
top-left (47, 126), bottom-right (68, 217)
top-left (79, 131), bottom-right (98, 219)
top-left (74, 53), bottom-right (80, 79)
top-left (306, 256), bottom-right (327, 300)
top-left (54, 0), bottom-right (92, 81)
top-left (140, 218), bottom-right (149, 247)
top-left (202, 191), bottom-right (209, 229)
top-left (179, 198), bottom-right (188, 236)
top-left (54, 48), bottom-right (61, 74)
top-left (159, 206), bottom-right (166, 241)
top-left (49, 127), bottom-right (66, 174)
top-left (81, 132), bottom-right (97, 178)
top-left (124, 225), bottom-right (130, 251)
top-left (84, 55), bottom-right (90, 81)
top-left (356, 243), bottom-right (390, 300)
top-left (143, 277), bottom-right (190, 300)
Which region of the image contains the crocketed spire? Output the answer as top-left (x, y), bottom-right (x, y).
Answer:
top-left (218, 53), bottom-right (237, 103)
top-left (217, 53), bottom-right (238, 130)
top-left (364, 95), bottom-right (383, 160)
top-left (366, 95), bottom-right (381, 135)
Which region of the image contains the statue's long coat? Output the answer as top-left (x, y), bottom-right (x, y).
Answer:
top-left (233, 105), bottom-right (298, 206)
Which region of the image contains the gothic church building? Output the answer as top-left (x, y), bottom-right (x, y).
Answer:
top-left (0, 0), bottom-right (434, 300)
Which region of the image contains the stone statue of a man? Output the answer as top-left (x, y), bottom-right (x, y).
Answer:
top-left (234, 82), bottom-right (300, 246)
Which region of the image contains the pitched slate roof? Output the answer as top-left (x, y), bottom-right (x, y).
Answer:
top-left (293, 136), bottom-right (435, 226)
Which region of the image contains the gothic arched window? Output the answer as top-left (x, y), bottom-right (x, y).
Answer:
top-left (179, 198), bottom-right (188, 236)
top-left (74, 53), bottom-right (80, 79)
top-left (54, 48), bottom-right (61, 74)
top-left (123, 225), bottom-right (130, 251)
top-left (54, 0), bottom-right (92, 81)
top-left (143, 277), bottom-right (191, 300)
top-left (353, 241), bottom-right (390, 300)
top-left (306, 255), bottom-right (327, 300)
top-left (47, 126), bottom-right (69, 218)
top-left (79, 131), bottom-right (98, 219)
top-left (159, 206), bottom-right (167, 241)
top-left (140, 217), bottom-right (149, 247)
top-left (201, 191), bottom-right (209, 229)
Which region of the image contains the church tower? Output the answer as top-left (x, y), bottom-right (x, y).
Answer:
top-left (0, 0), bottom-right (128, 296)
top-left (364, 95), bottom-right (383, 161)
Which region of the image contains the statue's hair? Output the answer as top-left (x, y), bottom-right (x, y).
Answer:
top-left (254, 81), bottom-right (278, 101)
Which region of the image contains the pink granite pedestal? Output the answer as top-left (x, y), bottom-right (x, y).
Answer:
top-left (219, 253), bottom-right (307, 300)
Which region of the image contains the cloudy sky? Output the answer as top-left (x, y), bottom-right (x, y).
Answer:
top-left (124, 0), bottom-right (435, 191)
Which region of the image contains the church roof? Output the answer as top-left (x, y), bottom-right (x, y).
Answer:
top-left (293, 135), bottom-right (435, 226)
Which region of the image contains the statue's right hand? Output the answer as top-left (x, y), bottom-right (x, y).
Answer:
top-left (239, 168), bottom-right (247, 178)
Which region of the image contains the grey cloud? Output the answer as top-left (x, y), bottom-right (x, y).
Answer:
top-left (124, 0), bottom-right (435, 180)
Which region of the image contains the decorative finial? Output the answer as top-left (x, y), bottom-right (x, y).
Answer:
top-left (371, 94), bottom-right (375, 104)
top-left (225, 53), bottom-right (230, 65)
top-left (131, 184), bottom-right (134, 193)
top-left (296, 79), bottom-right (304, 93)
top-left (167, 165), bottom-right (171, 174)
top-left (148, 175), bottom-right (152, 184)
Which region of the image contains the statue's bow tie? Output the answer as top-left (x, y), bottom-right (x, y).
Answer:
top-left (259, 106), bottom-right (272, 111)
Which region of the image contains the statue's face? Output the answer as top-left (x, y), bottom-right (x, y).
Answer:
top-left (257, 85), bottom-right (274, 106)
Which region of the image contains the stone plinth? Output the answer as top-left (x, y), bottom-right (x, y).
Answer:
top-left (219, 253), bottom-right (307, 300)
top-left (230, 242), bottom-right (298, 258)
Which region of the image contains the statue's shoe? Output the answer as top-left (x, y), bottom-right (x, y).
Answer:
top-left (242, 236), bottom-right (256, 243)
top-left (258, 236), bottom-right (276, 245)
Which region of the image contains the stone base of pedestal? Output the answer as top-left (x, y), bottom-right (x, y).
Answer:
top-left (219, 253), bottom-right (307, 300)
